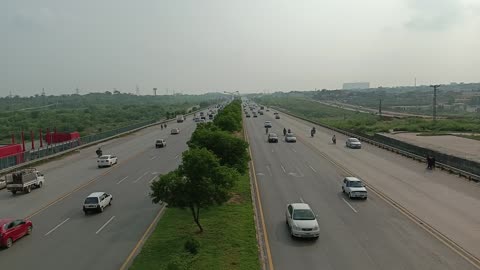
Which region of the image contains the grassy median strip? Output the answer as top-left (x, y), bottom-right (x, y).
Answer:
top-left (130, 173), bottom-right (260, 270)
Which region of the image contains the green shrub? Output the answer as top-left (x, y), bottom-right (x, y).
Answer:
top-left (184, 237), bottom-right (200, 254)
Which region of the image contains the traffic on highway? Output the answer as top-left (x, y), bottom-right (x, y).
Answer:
top-left (1, 101), bottom-right (479, 270)
top-left (0, 112), bottom-right (208, 269)
top-left (243, 100), bottom-right (479, 270)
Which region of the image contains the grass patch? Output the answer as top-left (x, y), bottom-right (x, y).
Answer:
top-left (130, 173), bottom-right (259, 270)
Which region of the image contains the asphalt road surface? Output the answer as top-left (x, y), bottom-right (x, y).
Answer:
top-left (245, 109), bottom-right (479, 270)
top-left (0, 115), bottom-right (200, 270)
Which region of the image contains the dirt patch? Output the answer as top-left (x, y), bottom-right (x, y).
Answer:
top-left (233, 130), bottom-right (244, 139)
top-left (227, 193), bottom-right (245, 205)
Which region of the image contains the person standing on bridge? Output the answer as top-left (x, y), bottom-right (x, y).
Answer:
top-left (283, 128), bottom-right (287, 136)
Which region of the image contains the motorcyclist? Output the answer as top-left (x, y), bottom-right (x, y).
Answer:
top-left (161, 124), bottom-right (163, 130)
top-left (283, 128), bottom-right (287, 136)
top-left (311, 127), bottom-right (316, 137)
top-left (96, 147), bottom-right (103, 157)
top-left (332, 134), bottom-right (336, 144)
top-left (288, 128), bottom-right (291, 133)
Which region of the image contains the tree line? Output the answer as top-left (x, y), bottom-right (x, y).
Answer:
top-left (150, 99), bottom-right (249, 232)
top-left (0, 92), bottom-right (224, 144)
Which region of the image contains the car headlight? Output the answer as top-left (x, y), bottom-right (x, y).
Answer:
top-left (292, 225), bottom-right (300, 230)
top-left (313, 225), bottom-right (319, 230)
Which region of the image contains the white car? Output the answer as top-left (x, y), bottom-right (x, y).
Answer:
top-left (155, 139), bottom-right (166, 148)
top-left (97, 155), bottom-right (118, 168)
top-left (0, 177), bottom-right (6, 190)
top-left (83, 192), bottom-right (113, 214)
top-left (342, 177), bottom-right (368, 199)
top-left (285, 203), bottom-right (319, 238)
top-left (285, 133), bottom-right (297, 143)
top-left (346, 138), bottom-right (362, 149)
top-left (264, 121), bottom-right (272, 128)
top-left (171, 128), bottom-right (180, 134)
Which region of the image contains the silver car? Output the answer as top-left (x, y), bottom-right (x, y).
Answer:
top-left (346, 138), bottom-right (362, 149)
top-left (286, 203), bottom-right (319, 238)
top-left (285, 133), bottom-right (297, 143)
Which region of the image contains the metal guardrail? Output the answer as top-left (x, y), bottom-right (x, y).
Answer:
top-left (270, 106), bottom-right (480, 182)
top-left (0, 108), bottom-right (205, 175)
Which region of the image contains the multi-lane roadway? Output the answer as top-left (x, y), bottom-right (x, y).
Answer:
top-left (244, 106), bottom-right (479, 270)
top-left (0, 116), bottom-right (198, 269)
top-left (2, 104), bottom-right (479, 270)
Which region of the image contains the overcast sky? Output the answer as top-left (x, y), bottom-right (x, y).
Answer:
top-left (2, 0), bottom-right (480, 96)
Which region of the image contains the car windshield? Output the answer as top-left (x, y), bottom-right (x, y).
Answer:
top-left (349, 181), bottom-right (364, 187)
top-left (99, 156), bottom-right (109, 159)
top-left (350, 139), bottom-right (360, 143)
top-left (293, 209), bottom-right (316, 220)
top-left (85, 197), bottom-right (99, 204)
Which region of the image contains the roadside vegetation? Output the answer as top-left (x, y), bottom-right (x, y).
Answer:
top-left (254, 96), bottom-right (480, 136)
top-left (0, 92), bottom-right (222, 144)
top-left (131, 99), bottom-right (259, 270)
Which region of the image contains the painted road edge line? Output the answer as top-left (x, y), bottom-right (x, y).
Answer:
top-left (96, 216), bottom-right (116, 234)
top-left (244, 119), bottom-right (275, 270)
top-left (119, 205), bottom-right (166, 270)
top-left (45, 218), bottom-right (70, 236)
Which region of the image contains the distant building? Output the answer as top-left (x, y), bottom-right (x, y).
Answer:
top-left (342, 82), bottom-right (370, 90)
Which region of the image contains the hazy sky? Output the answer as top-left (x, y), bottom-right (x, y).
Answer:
top-left (2, 0), bottom-right (480, 96)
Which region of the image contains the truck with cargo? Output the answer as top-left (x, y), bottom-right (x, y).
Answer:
top-left (6, 168), bottom-right (45, 195)
top-left (176, 115), bottom-right (184, 123)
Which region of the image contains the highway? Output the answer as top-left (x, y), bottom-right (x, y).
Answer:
top-left (245, 107), bottom-right (479, 270)
top-left (0, 115), bottom-right (199, 269)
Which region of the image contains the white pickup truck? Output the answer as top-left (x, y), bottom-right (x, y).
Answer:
top-left (6, 168), bottom-right (45, 195)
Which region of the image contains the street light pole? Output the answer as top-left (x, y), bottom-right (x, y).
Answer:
top-left (430, 85), bottom-right (441, 122)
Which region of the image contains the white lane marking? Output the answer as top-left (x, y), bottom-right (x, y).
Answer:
top-left (174, 154), bottom-right (179, 160)
top-left (96, 216), bottom-right (116, 234)
top-left (295, 167), bottom-right (304, 177)
top-left (266, 165), bottom-right (273, 176)
top-left (148, 175), bottom-right (159, 184)
top-left (342, 198), bottom-right (358, 213)
top-left (133, 172), bottom-right (149, 183)
top-left (308, 165), bottom-right (317, 173)
top-left (271, 149), bottom-right (274, 153)
top-left (45, 218), bottom-right (70, 236)
top-left (300, 197), bottom-right (304, 203)
top-left (280, 165), bottom-right (286, 173)
top-left (117, 176), bottom-right (129, 184)
top-left (291, 148), bottom-right (297, 153)
top-left (150, 156), bottom-right (157, 160)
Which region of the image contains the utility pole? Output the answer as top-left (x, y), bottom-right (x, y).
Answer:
top-left (379, 98), bottom-right (382, 117)
top-left (430, 85), bottom-right (440, 122)
top-left (153, 88), bottom-right (157, 96)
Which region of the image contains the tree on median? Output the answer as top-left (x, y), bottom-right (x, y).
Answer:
top-left (188, 125), bottom-right (249, 174)
top-left (150, 147), bottom-right (239, 232)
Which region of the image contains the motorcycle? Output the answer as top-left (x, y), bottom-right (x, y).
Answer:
top-left (332, 137), bottom-right (336, 144)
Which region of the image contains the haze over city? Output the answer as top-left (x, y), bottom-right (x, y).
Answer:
top-left (2, 0), bottom-right (480, 96)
